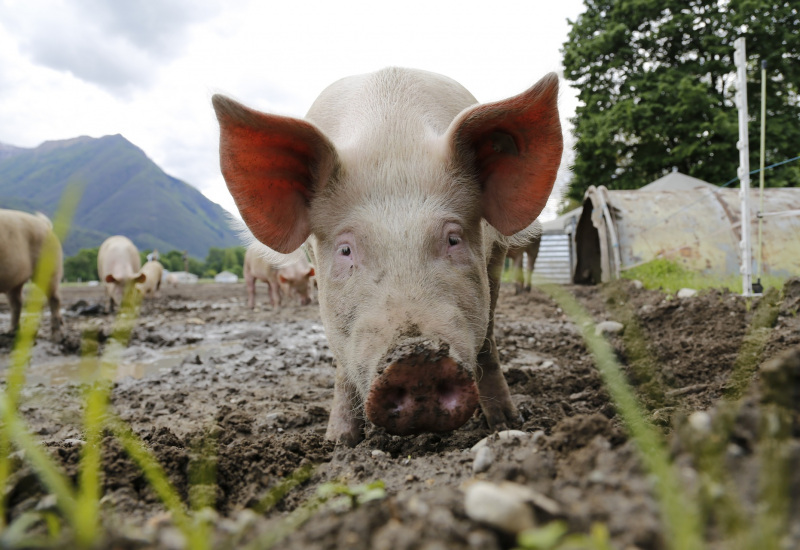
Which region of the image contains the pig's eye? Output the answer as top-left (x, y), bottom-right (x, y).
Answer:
top-left (337, 244), bottom-right (351, 257)
top-left (447, 234), bottom-right (461, 247)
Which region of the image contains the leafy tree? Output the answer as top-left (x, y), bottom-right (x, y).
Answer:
top-left (63, 245), bottom-right (246, 281)
top-left (203, 246), bottom-right (245, 277)
top-left (563, 0), bottom-right (800, 201)
top-left (63, 247), bottom-right (99, 282)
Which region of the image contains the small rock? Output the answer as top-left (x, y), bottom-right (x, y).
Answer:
top-left (631, 279), bottom-right (644, 289)
top-left (688, 411), bottom-right (712, 434)
top-left (464, 481), bottom-right (535, 533)
top-left (595, 321), bottom-right (624, 336)
top-left (471, 430), bottom-right (528, 452)
top-left (35, 494), bottom-right (58, 512)
top-left (371, 449), bottom-right (386, 458)
top-left (473, 446), bottom-right (494, 474)
top-left (677, 288), bottom-right (697, 298)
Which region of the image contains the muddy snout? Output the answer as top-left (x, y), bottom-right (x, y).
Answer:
top-left (364, 340), bottom-right (479, 436)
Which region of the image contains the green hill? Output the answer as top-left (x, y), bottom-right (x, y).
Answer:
top-left (0, 135), bottom-right (240, 257)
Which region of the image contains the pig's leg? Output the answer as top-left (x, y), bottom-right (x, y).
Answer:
top-left (513, 253), bottom-right (524, 295)
top-left (325, 367), bottom-right (365, 446)
top-left (47, 282), bottom-right (63, 341)
top-left (267, 281), bottom-right (281, 309)
top-left (476, 244), bottom-right (522, 430)
top-left (525, 241), bottom-right (541, 292)
top-left (245, 272), bottom-right (256, 309)
top-left (7, 285), bottom-right (23, 333)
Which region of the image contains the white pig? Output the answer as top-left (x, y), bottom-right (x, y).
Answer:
top-left (0, 209), bottom-right (63, 340)
top-left (506, 231), bottom-right (542, 294)
top-left (97, 236), bottom-right (145, 311)
top-left (243, 245), bottom-right (315, 308)
top-left (136, 260), bottom-right (164, 298)
top-left (213, 68), bottom-right (562, 445)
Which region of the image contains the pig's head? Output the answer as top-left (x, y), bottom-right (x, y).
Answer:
top-left (106, 272), bottom-right (146, 308)
top-left (213, 71), bottom-right (562, 437)
top-left (278, 265), bottom-right (315, 306)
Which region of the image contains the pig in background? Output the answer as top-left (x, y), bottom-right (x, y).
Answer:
top-left (136, 260), bottom-right (164, 298)
top-left (0, 209), bottom-right (63, 340)
top-left (214, 67), bottom-right (562, 445)
top-left (97, 235), bottom-right (146, 312)
top-left (243, 244), bottom-right (315, 309)
top-left (506, 231), bottom-right (542, 294)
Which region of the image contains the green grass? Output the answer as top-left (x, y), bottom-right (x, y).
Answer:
top-left (621, 258), bottom-right (787, 295)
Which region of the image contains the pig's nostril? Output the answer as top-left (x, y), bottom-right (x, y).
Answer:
top-left (437, 382), bottom-right (459, 411)
top-left (385, 387), bottom-right (408, 413)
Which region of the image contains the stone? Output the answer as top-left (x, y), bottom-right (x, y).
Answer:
top-left (472, 446), bottom-right (495, 474)
top-left (595, 321), bottom-right (624, 336)
top-left (677, 288), bottom-right (697, 299)
top-left (471, 430), bottom-right (528, 452)
top-left (464, 481), bottom-right (535, 533)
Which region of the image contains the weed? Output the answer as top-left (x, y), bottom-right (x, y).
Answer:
top-left (621, 258), bottom-right (786, 295)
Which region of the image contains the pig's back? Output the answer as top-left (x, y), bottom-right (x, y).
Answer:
top-left (0, 209), bottom-right (50, 290)
top-left (98, 236), bottom-right (140, 279)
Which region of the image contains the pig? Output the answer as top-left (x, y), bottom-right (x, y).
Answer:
top-left (0, 209), bottom-right (63, 340)
top-left (97, 235), bottom-right (145, 311)
top-left (243, 245), bottom-right (315, 308)
top-left (136, 260), bottom-right (164, 298)
top-left (277, 255), bottom-right (315, 306)
top-left (506, 231), bottom-right (542, 294)
top-left (213, 67), bottom-right (562, 445)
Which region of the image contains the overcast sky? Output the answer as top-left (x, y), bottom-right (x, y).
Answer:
top-left (0, 0), bottom-right (586, 218)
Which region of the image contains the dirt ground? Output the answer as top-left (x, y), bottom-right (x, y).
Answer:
top-left (0, 277), bottom-right (798, 549)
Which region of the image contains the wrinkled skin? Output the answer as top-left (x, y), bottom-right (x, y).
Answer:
top-left (506, 232), bottom-right (542, 294)
top-left (244, 246), bottom-right (315, 309)
top-left (214, 68), bottom-right (562, 445)
top-left (0, 209), bottom-right (63, 340)
top-left (97, 236), bottom-right (145, 312)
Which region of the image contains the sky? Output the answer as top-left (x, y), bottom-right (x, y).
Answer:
top-left (0, 0), bottom-right (586, 219)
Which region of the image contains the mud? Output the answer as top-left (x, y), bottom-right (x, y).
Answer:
top-left (1, 277), bottom-right (799, 549)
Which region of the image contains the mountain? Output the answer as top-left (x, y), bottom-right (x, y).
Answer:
top-left (0, 135), bottom-right (241, 257)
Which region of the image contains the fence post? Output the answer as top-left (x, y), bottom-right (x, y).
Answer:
top-left (734, 37), bottom-right (754, 297)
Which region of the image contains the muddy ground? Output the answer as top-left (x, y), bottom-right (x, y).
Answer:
top-left (1, 277), bottom-right (799, 549)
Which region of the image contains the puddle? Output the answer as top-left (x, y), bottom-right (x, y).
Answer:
top-left (4, 341), bottom-right (244, 386)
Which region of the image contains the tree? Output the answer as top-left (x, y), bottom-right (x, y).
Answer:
top-left (563, 0), bottom-right (800, 201)
top-left (63, 247), bottom-right (99, 282)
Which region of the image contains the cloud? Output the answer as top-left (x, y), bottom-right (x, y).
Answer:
top-left (0, 0), bottom-right (223, 93)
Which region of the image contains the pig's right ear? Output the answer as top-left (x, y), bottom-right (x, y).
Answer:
top-left (212, 95), bottom-right (339, 253)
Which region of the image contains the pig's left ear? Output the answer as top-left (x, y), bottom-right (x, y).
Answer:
top-left (213, 95), bottom-right (339, 253)
top-left (446, 73), bottom-right (562, 236)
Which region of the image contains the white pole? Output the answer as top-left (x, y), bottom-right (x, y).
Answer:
top-left (756, 59), bottom-right (767, 294)
top-left (734, 37), bottom-right (753, 297)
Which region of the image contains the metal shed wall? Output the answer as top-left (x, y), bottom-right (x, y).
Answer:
top-left (574, 181), bottom-right (800, 284)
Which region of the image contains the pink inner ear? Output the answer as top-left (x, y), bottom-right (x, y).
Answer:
top-left (451, 73), bottom-right (563, 236)
top-left (213, 95), bottom-right (338, 254)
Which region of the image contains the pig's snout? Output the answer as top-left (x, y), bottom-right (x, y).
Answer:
top-left (365, 341), bottom-right (479, 435)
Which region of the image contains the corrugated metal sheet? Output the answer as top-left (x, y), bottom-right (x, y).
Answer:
top-left (573, 174), bottom-right (800, 283)
top-left (533, 234), bottom-right (573, 284)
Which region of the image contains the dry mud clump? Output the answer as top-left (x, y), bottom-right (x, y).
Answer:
top-left (0, 278), bottom-right (798, 549)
